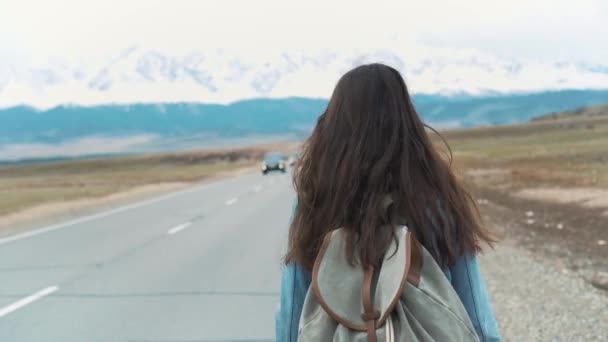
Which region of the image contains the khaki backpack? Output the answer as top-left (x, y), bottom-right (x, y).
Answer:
top-left (298, 226), bottom-right (479, 342)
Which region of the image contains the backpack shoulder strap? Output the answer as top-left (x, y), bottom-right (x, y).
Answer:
top-left (362, 267), bottom-right (380, 342)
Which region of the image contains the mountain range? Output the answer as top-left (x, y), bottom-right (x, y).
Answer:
top-left (2, 47), bottom-right (608, 109)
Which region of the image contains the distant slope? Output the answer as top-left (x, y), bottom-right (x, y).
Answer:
top-left (531, 104), bottom-right (608, 122)
top-left (1, 89), bottom-right (607, 161)
top-left (414, 90), bottom-right (608, 127)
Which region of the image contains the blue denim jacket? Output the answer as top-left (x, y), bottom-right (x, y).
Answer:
top-left (275, 204), bottom-right (501, 341)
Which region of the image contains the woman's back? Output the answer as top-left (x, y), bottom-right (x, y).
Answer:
top-left (276, 63), bottom-right (501, 341)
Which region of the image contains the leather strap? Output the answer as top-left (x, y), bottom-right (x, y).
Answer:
top-left (407, 236), bottom-right (423, 287)
top-left (361, 267), bottom-right (379, 342)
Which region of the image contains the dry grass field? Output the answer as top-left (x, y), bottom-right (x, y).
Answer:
top-left (0, 142), bottom-right (297, 221)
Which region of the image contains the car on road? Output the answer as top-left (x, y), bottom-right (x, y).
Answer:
top-left (261, 152), bottom-right (287, 174)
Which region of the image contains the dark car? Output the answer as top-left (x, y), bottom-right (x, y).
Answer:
top-left (261, 152), bottom-right (286, 174)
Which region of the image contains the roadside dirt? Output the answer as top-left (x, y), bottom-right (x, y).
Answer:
top-left (515, 187), bottom-right (608, 215)
top-left (471, 183), bottom-right (608, 292)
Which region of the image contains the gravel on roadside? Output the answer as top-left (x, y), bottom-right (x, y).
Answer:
top-left (480, 240), bottom-right (608, 341)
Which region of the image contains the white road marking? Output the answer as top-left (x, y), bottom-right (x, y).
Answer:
top-left (252, 185), bottom-right (263, 193)
top-left (0, 286), bottom-right (59, 318)
top-left (167, 222), bottom-right (192, 235)
top-left (225, 198), bottom-right (238, 206)
top-left (0, 173), bottom-right (254, 246)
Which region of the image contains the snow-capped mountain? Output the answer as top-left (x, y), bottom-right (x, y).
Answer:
top-left (1, 47), bottom-right (608, 109)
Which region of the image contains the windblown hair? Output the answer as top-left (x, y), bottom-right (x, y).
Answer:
top-left (285, 63), bottom-right (495, 271)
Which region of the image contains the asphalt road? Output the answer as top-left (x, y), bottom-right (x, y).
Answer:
top-left (0, 171), bottom-right (293, 341)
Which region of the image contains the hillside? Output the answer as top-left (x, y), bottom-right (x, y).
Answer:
top-left (531, 104), bottom-right (608, 122)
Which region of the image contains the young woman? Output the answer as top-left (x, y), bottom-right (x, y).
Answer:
top-left (275, 63), bottom-right (501, 341)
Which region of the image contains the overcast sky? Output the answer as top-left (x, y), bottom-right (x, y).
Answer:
top-left (1, 0), bottom-right (607, 65)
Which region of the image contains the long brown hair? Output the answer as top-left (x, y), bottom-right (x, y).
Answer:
top-left (285, 63), bottom-right (495, 271)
